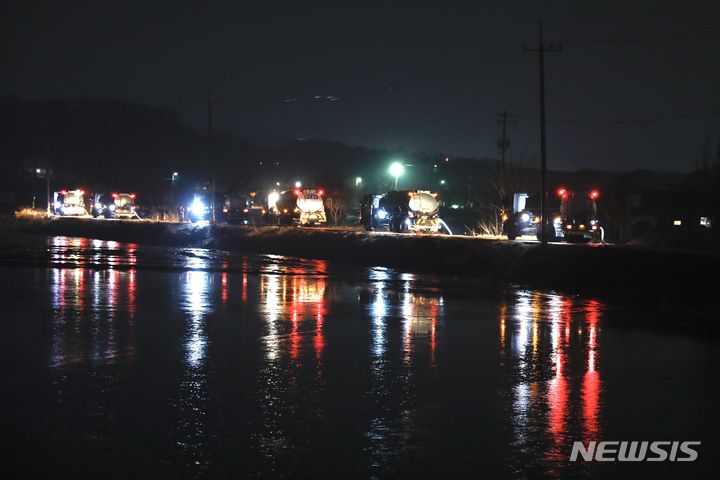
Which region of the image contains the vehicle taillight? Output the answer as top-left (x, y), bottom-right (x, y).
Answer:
top-left (294, 189), bottom-right (300, 196)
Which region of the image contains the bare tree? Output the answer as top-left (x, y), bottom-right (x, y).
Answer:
top-left (325, 197), bottom-right (344, 226)
top-left (472, 151), bottom-right (537, 235)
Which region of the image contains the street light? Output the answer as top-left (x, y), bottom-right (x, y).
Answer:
top-left (440, 179), bottom-right (446, 185)
top-left (170, 171), bottom-right (179, 217)
top-left (295, 180), bottom-right (302, 188)
top-left (389, 162), bottom-right (404, 190)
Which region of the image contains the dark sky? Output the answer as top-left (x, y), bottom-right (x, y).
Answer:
top-left (3, 0), bottom-right (720, 171)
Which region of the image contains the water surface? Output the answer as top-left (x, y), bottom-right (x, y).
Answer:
top-left (0, 235), bottom-right (716, 478)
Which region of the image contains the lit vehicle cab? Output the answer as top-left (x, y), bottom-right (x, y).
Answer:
top-left (53, 189), bottom-right (87, 216)
top-left (558, 188), bottom-right (602, 242)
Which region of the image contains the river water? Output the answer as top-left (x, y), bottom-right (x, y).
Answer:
top-left (0, 235), bottom-right (716, 479)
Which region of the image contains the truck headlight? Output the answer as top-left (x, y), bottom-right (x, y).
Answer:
top-left (521, 213), bottom-right (530, 222)
top-left (376, 209), bottom-right (387, 220)
top-left (190, 198), bottom-right (205, 215)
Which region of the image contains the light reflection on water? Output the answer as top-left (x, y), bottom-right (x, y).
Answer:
top-left (503, 291), bottom-right (604, 475)
top-left (33, 237), bottom-right (621, 477)
top-left (49, 240), bottom-right (138, 367)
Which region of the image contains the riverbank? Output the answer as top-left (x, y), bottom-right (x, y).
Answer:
top-left (3, 215), bottom-right (719, 317)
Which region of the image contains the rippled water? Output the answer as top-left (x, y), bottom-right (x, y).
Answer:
top-left (0, 235), bottom-right (716, 478)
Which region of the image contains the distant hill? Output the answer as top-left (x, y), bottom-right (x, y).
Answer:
top-left (1, 97), bottom-right (705, 211)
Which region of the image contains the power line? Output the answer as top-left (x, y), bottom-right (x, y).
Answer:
top-left (564, 25), bottom-right (720, 48)
top-left (512, 109), bottom-right (720, 125)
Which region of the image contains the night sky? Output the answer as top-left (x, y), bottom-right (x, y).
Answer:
top-left (3, 0), bottom-right (720, 171)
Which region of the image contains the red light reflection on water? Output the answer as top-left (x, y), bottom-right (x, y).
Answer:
top-left (583, 300), bottom-right (602, 440)
top-left (505, 291), bottom-right (604, 470)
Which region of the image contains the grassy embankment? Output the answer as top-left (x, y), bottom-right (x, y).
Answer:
top-left (3, 215), bottom-right (719, 317)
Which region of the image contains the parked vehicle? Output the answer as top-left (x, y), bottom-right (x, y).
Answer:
top-left (503, 192), bottom-right (563, 240)
top-left (53, 189), bottom-right (87, 216)
top-left (91, 192), bottom-right (137, 219)
top-left (222, 194), bottom-right (250, 224)
top-left (187, 194), bottom-right (210, 223)
top-left (361, 190), bottom-right (442, 233)
top-left (558, 188), bottom-right (603, 242)
top-left (266, 188), bottom-right (326, 226)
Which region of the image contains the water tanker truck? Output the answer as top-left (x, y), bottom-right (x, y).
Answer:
top-left (361, 190), bottom-right (442, 233)
top-left (91, 192), bottom-right (137, 219)
top-left (266, 188), bottom-right (327, 226)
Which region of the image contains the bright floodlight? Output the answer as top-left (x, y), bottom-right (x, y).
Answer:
top-left (389, 162), bottom-right (404, 177)
top-left (295, 181), bottom-right (302, 188)
top-left (389, 162), bottom-right (404, 189)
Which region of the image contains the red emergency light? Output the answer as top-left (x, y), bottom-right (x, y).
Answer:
top-left (130, 193), bottom-right (136, 199)
top-left (317, 189), bottom-right (324, 196)
top-left (60, 190), bottom-right (68, 195)
top-left (112, 193), bottom-right (119, 198)
top-left (557, 187), bottom-right (568, 198)
top-left (294, 189), bottom-right (301, 196)
top-left (589, 189), bottom-right (600, 200)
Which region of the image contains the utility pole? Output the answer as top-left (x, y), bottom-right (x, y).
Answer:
top-left (496, 111), bottom-right (518, 163)
top-left (45, 140), bottom-right (51, 215)
top-left (525, 22), bottom-right (561, 247)
top-left (208, 84), bottom-right (216, 224)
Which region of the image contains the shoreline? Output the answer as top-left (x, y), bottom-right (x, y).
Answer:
top-left (3, 216), bottom-right (719, 318)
